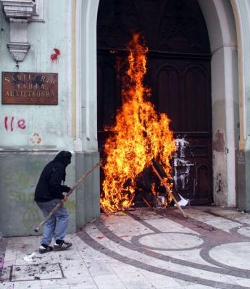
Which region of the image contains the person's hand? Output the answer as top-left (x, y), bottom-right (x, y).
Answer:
top-left (62, 185), bottom-right (71, 193)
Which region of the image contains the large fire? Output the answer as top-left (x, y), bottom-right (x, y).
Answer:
top-left (100, 33), bottom-right (176, 213)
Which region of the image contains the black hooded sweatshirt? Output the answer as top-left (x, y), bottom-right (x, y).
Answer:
top-left (34, 151), bottom-right (72, 202)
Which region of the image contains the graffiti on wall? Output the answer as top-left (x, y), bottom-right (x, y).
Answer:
top-left (215, 172), bottom-right (224, 194)
top-left (4, 116), bottom-right (26, 131)
top-left (2, 162), bottom-right (75, 231)
top-left (30, 133), bottom-right (42, 145)
top-left (213, 130), bottom-right (225, 152)
top-left (51, 48), bottom-right (61, 63)
top-left (3, 164), bottom-right (41, 230)
top-left (3, 116), bottom-right (44, 145)
top-left (173, 137), bottom-right (195, 191)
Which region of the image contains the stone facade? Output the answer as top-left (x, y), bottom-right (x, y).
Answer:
top-left (1, 0), bottom-right (250, 237)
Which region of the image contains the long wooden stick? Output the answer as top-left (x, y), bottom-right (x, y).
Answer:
top-left (142, 197), bottom-right (153, 209)
top-left (152, 164), bottom-right (188, 218)
top-left (34, 162), bottom-right (100, 232)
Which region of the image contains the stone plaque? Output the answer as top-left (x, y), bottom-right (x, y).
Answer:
top-left (2, 72), bottom-right (58, 105)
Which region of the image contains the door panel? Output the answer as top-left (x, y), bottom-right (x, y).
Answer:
top-left (147, 56), bottom-right (212, 204)
top-left (172, 133), bottom-right (212, 204)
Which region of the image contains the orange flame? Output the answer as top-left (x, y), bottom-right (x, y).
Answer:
top-left (100, 33), bottom-right (176, 213)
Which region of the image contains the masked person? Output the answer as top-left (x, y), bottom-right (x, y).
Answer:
top-left (35, 151), bottom-right (72, 253)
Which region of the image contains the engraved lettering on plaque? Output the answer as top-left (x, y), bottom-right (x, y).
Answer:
top-left (2, 72), bottom-right (58, 105)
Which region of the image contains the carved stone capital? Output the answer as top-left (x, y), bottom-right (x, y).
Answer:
top-left (7, 42), bottom-right (30, 62)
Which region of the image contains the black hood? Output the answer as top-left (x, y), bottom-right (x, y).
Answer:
top-left (54, 151), bottom-right (72, 166)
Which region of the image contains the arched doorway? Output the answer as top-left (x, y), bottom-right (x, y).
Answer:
top-left (97, 0), bottom-right (213, 205)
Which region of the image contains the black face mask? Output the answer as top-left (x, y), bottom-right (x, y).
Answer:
top-left (54, 151), bottom-right (72, 166)
top-left (63, 157), bottom-right (71, 166)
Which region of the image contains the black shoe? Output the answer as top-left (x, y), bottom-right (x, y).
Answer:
top-left (53, 240), bottom-right (72, 251)
top-left (39, 245), bottom-right (53, 254)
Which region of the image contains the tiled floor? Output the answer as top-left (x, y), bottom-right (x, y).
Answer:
top-left (1, 206), bottom-right (250, 288)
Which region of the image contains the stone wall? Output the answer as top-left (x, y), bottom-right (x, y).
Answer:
top-left (0, 150), bottom-right (100, 237)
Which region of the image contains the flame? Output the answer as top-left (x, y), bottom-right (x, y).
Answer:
top-left (100, 33), bottom-right (176, 213)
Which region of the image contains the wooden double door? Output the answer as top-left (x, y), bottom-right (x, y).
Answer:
top-left (97, 0), bottom-right (213, 205)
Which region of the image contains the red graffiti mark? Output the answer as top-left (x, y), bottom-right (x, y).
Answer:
top-left (213, 129), bottom-right (225, 152)
top-left (50, 48), bottom-right (61, 63)
top-left (50, 54), bottom-right (57, 62)
top-left (10, 116), bottom-right (14, 131)
top-left (17, 119), bottom-right (26, 130)
top-left (4, 116), bottom-right (14, 131)
top-left (30, 132), bottom-right (42, 145)
top-left (54, 48), bottom-right (60, 56)
top-left (4, 116), bottom-right (26, 131)
top-left (5, 116), bottom-right (14, 131)
top-left (4, 116), bottom-right (8, 130)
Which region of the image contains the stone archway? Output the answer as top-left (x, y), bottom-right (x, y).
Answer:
top-left (80, 0), bottom-right (239, 208)
top-left (197, 0), bottom-right (238, 207)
